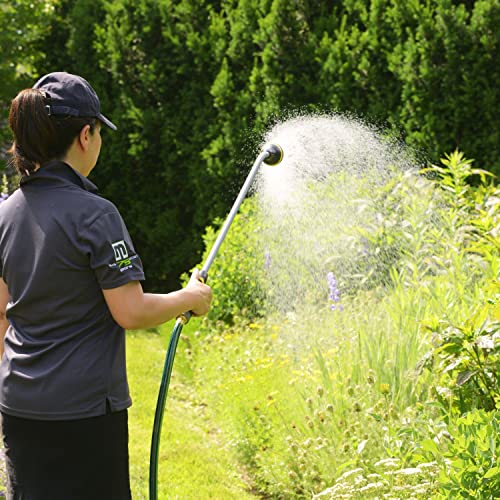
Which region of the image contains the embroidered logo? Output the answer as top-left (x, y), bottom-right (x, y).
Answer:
top-left (112, 240), bottom-right (128, 261)
top-left (108, 240), bottom-right (137, 272)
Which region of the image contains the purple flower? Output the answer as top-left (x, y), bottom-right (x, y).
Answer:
top-left (327, 272), bottom-right (343, 311)
top-left (264, 250), bottom-right (272, 269)
top-left (361, 237), bottom-right (370, 256)
top-left (0, 193), bottom-right (8, 203)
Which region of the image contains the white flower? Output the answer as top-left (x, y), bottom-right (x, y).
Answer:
top-left (477, 335), bottom-right (494, 350)
top-left (337, 468), bottom-right (364, 481)
top-left (393, 467), bottom-right (422, 476)
top-left (374, 457), bottom-right (401, 468)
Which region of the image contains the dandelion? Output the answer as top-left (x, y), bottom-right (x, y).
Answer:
top-left (326, 272), bottom-right (344, 311)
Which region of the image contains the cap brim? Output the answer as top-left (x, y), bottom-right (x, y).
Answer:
top-left (98, 113), bottom-right (117, 131)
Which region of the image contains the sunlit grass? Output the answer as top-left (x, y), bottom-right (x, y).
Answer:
top-left (126, 324), bottom-right (255, 499)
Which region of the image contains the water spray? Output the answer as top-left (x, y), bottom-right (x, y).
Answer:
top-left (149, 143), bottom-right (283, 500)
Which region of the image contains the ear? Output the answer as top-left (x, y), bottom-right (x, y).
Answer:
top-left (78, 124), bottom-right (92, 152)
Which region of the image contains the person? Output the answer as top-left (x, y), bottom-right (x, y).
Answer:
top-left (0, 72), bottom-right (212, 499)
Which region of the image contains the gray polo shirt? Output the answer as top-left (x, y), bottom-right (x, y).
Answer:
top-left (0, 160), bottom-right (145, 420)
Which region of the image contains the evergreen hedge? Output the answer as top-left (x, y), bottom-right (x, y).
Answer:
top-left (1, 0), bottom-right (498, 289)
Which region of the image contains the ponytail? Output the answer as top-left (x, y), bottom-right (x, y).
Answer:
top-left (8, 89), bottom-right (96, 177)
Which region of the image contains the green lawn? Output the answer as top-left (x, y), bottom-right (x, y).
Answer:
top-left (127, 324), bottom-right (256, 499)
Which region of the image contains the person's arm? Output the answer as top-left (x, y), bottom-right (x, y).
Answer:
top-left (0, 278), bottom-right (10, 358)
top-left (102, 269), bottom-right (212, 330)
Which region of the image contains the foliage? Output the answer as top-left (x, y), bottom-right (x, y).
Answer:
top-left (0, 150), bottom-right (496, 497)
top-left (415, 151), bottom-right (500, 413)
top-left (185, 151), bottom-right (499, 498)
top-left (425, 299), bottom-right (499, 413)
top-left (1, 0), bottom-right (499, 288)
top-left (188, 197), bottom-right (268, 324)
top-left (417, 409), bottom-right (499, 499)
top-left (0, 0), bottom-right (58, 162)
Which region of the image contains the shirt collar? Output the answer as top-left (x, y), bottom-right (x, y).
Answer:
top-left (20, 160), bottom-right (99, 194)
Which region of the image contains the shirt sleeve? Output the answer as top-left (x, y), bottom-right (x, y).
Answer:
top-left (83, 209), bottom-right (145, 289)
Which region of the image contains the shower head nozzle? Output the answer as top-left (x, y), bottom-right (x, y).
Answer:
top-left (263, 143), bottom-right (284, 166)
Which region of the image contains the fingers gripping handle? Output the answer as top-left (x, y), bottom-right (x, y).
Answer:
top-left (178, 269), bottom-right (208, 325)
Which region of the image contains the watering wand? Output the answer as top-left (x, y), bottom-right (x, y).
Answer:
top-left (149, 143), bottom-right (283, 499)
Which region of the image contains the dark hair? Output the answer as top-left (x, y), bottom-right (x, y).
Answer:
top-left (8, 88), bottom-right (97, 176)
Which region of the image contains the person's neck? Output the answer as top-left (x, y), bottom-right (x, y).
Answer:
top-left (62, 151), bottom-right (89, 177)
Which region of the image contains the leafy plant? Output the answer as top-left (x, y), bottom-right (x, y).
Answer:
top-left (423, 296), bottom-right (499, 413)
top-left (188, 197), bottom-right (268, 324)
top-left (190, 150), bottom-right (499, 499)
top-left (418, 409), bottom-right (499, 499)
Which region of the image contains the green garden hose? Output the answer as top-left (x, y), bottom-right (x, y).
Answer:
top-left (149, 144), bottom-right (283, 500)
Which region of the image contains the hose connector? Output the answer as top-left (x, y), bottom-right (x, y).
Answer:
top-left (263, 143), bottom-right (284, 166)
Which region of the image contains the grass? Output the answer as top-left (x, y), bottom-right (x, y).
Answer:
top-left (126, 323), bottom-right (256, 499)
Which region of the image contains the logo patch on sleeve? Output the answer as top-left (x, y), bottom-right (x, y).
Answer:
top-left (112, 240), bottom-right (129, 261)
top-left (108, 240), bottom-right (137, 272)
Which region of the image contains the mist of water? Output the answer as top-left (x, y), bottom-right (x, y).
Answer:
top-left (253, 114), bottom-right (419, 315)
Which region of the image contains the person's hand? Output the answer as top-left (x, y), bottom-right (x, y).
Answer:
top-left (186, 269), bottom-right (212, 316)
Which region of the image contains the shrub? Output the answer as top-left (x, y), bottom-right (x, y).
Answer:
top-left (189, 197), bottom-right (268, 324)
top-left (424, 298), bottom-right (499, 413)
top-left (418, 409), bottom-right (499, 499)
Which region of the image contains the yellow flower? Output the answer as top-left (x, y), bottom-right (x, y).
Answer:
top-left (380, 383), bottom-right (390, 394)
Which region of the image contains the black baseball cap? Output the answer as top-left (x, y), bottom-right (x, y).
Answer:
top-left (33, 72), bottom-right (117, 131)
